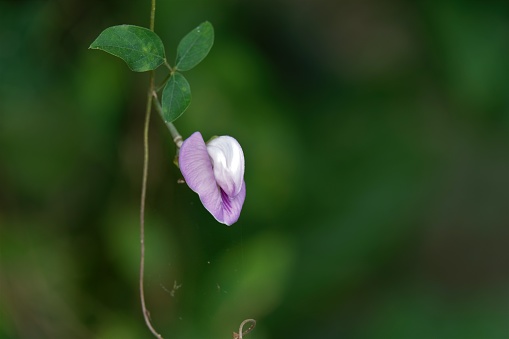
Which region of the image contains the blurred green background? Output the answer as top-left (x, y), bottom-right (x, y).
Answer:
top-left (1, 0), bottom-right (508, 338)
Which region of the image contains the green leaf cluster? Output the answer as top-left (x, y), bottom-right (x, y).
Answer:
top-left (89, 21), bottom-right (214, 122)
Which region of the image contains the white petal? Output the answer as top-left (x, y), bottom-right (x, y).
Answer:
top-left (206, 136), bottom-right (245, 197)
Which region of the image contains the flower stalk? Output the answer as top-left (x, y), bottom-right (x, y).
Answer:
top-left (151, 94), bottom-right (183, 148)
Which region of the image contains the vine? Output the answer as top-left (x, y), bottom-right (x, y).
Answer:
top-left (89, 1), bottom-right (254, 338)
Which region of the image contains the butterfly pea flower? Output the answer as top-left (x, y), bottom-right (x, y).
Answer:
top-left (179, 132), bottom-right (246, 225)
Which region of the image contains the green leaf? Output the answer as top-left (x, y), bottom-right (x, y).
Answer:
top-left (89, 25), bottom-right (165, 72)
top-left (175, 21), bottom-right (214, 71)
top-left (161, 72), bottom-right (191, 122)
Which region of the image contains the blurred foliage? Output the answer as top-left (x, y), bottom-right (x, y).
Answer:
top-left (1, 0), bottom-right (508, 338)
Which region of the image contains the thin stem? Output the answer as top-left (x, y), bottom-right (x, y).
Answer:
top-left (165, 60), bottom-right (174, 72)
top-left (166, 121), bottom-right (183, 148)
top-left (234, 319), bottom-right (256, 339)
top-left (139, 0), bottom-right (164, 338)
top-left (149, 0), bottom-right (156, 31)
top-left (155, 73), bottom-right (171, 92)
top-left (151, 95), bottom-right (183, 148)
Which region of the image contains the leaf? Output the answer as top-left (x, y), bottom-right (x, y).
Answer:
top-left (161, 72), bottom-right (191, 122)
top-left (175, 21), bottom-right (214, 71)
top-left (89, 25), bottom-right (165, 72)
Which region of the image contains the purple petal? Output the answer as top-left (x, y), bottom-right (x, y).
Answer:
top-left (220, 180), bottom-right (246, 226)
top-left (179, 132), bottom-right (246, 226)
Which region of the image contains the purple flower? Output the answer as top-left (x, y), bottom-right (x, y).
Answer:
top-left (179, 132), bottom-right (246, 226)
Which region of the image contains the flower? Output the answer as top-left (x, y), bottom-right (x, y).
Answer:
top-left (179, 132), bottom-right (246, 225)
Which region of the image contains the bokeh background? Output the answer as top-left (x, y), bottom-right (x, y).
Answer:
top-left (1, 0), bottom-right (508, 338)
